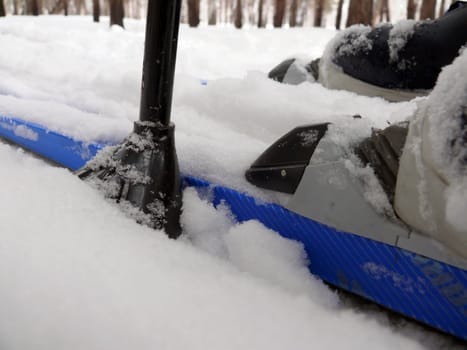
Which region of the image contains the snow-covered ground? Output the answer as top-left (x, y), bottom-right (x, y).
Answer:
top-left (0, 16), bottom-right (463, 349)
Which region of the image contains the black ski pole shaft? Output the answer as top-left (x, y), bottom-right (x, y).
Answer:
top-left (77, 0), bottom-right (184, 239)
top-left (139, 0), bottom-right (182, 127)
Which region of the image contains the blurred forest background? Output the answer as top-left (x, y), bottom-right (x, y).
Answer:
top-left (0, 0), bottom-right (454, 29)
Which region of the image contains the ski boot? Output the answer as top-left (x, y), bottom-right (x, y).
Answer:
top-left (269, 1), bottom-right (467, 102)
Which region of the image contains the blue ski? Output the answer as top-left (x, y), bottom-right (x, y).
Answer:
top-left (1, 114), bottom-right (466, 340)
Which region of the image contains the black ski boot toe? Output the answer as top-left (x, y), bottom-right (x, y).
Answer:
top-left (268, 58), bottom-right (318, 85)
top-left (322, 3), bottom-right (467, 100)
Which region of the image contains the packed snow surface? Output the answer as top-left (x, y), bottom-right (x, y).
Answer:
top-left (0, 16), bottom-right (462, 349)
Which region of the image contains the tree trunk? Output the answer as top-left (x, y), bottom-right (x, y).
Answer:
top-left (438, 0), bottom-right (445, 17)
top-left (379, 0), bottom-right (390, 22)
top-left (75, 0), bottom-right (82, 14)
top-left (297, 0), bottom-right (309, 26)
top-left (63, 0), bottom-right (68, 15)
top-left (273, 0), bottom-right (286, 27)
top-left (346, 0), bottom-right (373, 26)
top-left (314, 0), bottom-right (325, 27)
top-left (420, 0), bottom-right (436, 19)
top-left (289, 0), bottom-right (298, 27)
top-left (103, 0), bottom-right (109, 15)
top-left (26, 0), bottom-right (40, 15)
top-left (0, 0), bottom-right (5, 16)
top-left (335, 0), bottom-right (344, 29)
top-left (135, 0), bottom-right (141, 19)
top-left (248, 0), bottom-right (255, 25)
top-left (124, 0), bottom-right (130, 18)
top-left (180, 0), bottom-right (187, 23)
top-left (187, 0), bottom-right (200, 27)
top-left (93, 0), bottom-right (100, 22)
top-left (234, 0), bottom-right (242, 28)
top-left (223, 0), bottom-right (229, 24)
top-left (257, 0), bottom-right (264, 27)
top-left (110, 0), bottom-right (124, 27)
top-left (208, 0), bottom-right (217, 25)
top-left (407, 0), bottom-right (417, 18)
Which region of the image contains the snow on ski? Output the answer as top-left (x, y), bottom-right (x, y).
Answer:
top-left (1, 114), bottom-right (465, 341)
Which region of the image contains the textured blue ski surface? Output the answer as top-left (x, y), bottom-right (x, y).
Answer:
top-left (1, 115), bottom-right (466, 340)
top-left (0, 115), bottom-right (106, 170)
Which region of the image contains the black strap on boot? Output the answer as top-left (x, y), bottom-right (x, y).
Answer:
top-left (354, 123), bottom-right (409, 204)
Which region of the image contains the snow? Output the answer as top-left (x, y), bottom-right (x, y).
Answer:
top-left (0, 15), bottom-right (462, 349)
top-left (0, 143), bottom-right (436, 350)
top-left (425, 50), bottom-right (467, 180)
top-left (388, 19), bottom-right (417, 65)
top-left (0, 120), bottom-right (39, 141)
top-left (333, 25), bottom-right (374, 57)
top-left (344, 159), bottom-right (395, 217)
top-left (421, 49), bottom-right (467, 234)
top-left (182, 188), bottom-right (338, 308)
top-left (319, 24), bottom-right (373, 87)
top-left (321, 18), bottom-right (418, 73)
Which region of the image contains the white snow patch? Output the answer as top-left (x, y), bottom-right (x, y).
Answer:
top-left (225, 220), bottom-right (339, 308)
top-left (334, 25), bottom-right (373, 57)
top-left (299, 128), bottom-right (320, 145)
top-left (388, 20), bottom-right (417, 67)
top-left (363, 262), bottom-right (427, 294)
top-left (322, 25), bottom-right (373, 62)
top-left (181, 187), bottom-right (234, 258)
top-left (14, 124), bottom-right (39, 141)
top-left (0, 121), bottom-right (38, 141)
top-left (319, 25), bottom-right (373, 89)
top-left (182, 187), bottom-right (338, 309)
